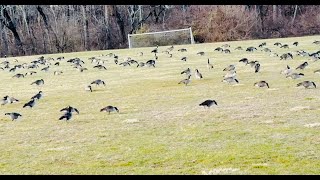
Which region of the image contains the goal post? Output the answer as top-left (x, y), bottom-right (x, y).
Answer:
top-left (128, 27), bottom-right (195, 49)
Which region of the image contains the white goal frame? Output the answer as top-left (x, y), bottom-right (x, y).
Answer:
top-left (128, 27), bottom-right (195, 49)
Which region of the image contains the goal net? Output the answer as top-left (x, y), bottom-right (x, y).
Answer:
top-left (128, 27), bottom-right (195, 49)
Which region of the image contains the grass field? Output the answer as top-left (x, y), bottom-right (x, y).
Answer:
top-left (0, 35), bottom-right (320, 175)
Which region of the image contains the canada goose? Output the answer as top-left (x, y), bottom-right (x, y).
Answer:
top-left (214, 47), bottom-right (223, 52)
top-left (90, 80), bottom-right (105, 87)
top-left (14, 64), bottom-right (23, 69)
top-left (54, 62), bottom-right (60, 66)
top-left (178, 48), bottom-right (187, 52)
top-left (197, 52), bottom-right (205, 56)
top-left (239, 58), bottom-right (248, 64)
top-left (54, 71), bottom-right (63, 75)
top-left (1, 96), bottom-right (19, 105)
top-left (293, 42), bottom-right (298, 46)
top-left (31, 79), bottom-right (44, 86)
top-left (274, 42), bottom-right (282, 46)
top-left (5, 112), bottom-right (22, 121)
top-left (222, 77), bottom-right (239, 84)
top-left (297, 81), bottom-right (316, 88)
top-left (178, 75), bottom-right (191, 86)
top-left (31, 91), bottom-right (43, 100)
top-left (93, 65), bottom-right (107, 70)
top-left (181, 68), bottom-right (191, 75)
top-left (9, 67), bottom-right (16, 72)
top-left (72, 63), bottom-right (82, 69)
top-left (76, 67), bottom-right (88, 72)
top-left (297, 50), bottom-right (309, 57)
top-left (223, 49), bottom-right (231, 53)
top-left (262, 48), bottom-right (271, 52)
top-left (235, 46), bottom-right (243, 50)
top-left (280, 53), bottom-right (293, 60)
top-left (221, 44), bottom-right (230, 48)
top-left (119, 62), bottom-right (131, 67)
top-left (59, 111), bottom-right (73, 121)
top-left (199, 99), bottom-right (218, 108)
top-left (60, 106), bottom-right (79, 114)
top-left (163, 50), bottom-right (169, 54)
top-left (195, 69), bottom-right (203, 79)
top-left (28, 64), bottom-right (38, 69)
top-left (207, 59), bottom-right (213, 70)
top-left (309, 52), bottom-right (319, 58)
top-left (25, 71), bottom-right (37, 76)
top-left (137, 62), bottom-right (145, 67)
top-left (314, 69), bottom-right (320, 74)
top-left (296, 62), bottom-right (308, 70)
top-left (146, 60), bottom-right (156, 67)
top-left (100, 106), bottom-right (119, 114)
top-left (8, 97), bottom-right (19, 104)
top-left (41, 66), bottom-right (50, 72)
top-left (258, 42), bottom-right (266, 47)
top-left (286, 73), bottom-right (304, 79)
top-left (1, 96), bottom-right (9, 105)
top-left (167, 45), bottom-right (174, 51)
top-left (312, 40), bottom-right (320, 45)
top-left (23, 99), bottom-right (36, 108)
top-left (128, 59), bottom-right (138, 65)
top-left (114, 59), bottom-right (118, 64)
top-left (151, 45), bottom-right (158, 53)
top-left (85, 85), bottom-right (92, 92)
top-left (12, 73), bottom-right (25, 78)
top-left (224, 70), bottom-right (237, 78)
top-left (246, 47), bottom-right (257, 52)
top-left (254, 63), bottom-right (261, 73)
top-left (247, 61), bottom-right (258, 67)
top-left (280, 44), bottom-right (289, 48)
top-left (223, 64), bottom-right (235, 71)
top-left (57, 57), bottom-right (64, 60)
top-left (280, 65), bottom-right (292, 76)
top-left (169, 53), bottom-right (173, 58)
top-left (270, 53), bottom-right (279, 57)
top-left (254, 81), bottom-right (269, 88)
top-left (181, 57), bottom-right (187, 61)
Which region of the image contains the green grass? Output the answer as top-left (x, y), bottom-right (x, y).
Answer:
top-left (1, 35), bottom-right (320, 174)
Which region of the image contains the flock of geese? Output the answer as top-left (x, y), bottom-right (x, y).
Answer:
top-left (1, 39), bottom-right (320, 121)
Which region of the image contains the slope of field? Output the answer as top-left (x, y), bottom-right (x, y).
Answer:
top-left (0, 35), bottom-right (320, 174)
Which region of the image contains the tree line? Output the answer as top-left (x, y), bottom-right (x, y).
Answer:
top-left (1, 5), bottom-right (320, 57)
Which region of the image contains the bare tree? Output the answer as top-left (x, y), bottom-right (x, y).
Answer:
top-left (81, 5), bottom-right (90, 50)
top-left (273, 5), bottom-right (277, 23)
top-left (0, 5), bottom-right (25, 55)
top-left (291, 5), bottom-right (298, 24)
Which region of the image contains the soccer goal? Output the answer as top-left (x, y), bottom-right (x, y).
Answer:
top-left (128, 27), bottom-right (195, 49)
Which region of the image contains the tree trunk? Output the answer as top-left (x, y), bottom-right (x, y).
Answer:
top-left (0, 5), bottom-right (25, 55)
top-left (182, 5), bottom-right (186, 25)
top-left (113, 5), bottom-right (126, 44)
top-left (291, 5), bottom-right (298, 25)
top-left (81, 5), bottom-right (90, 50)
top-left (104, 5), bottom-right (111, 49)
top-left (20, 5), bottom-right (30, 36)
top-left (272, 5), bottom-right (277, 23)
top-left (139, 5), bottom-right (142, 28)
top-left (0, 23), bottom-right (9, 56)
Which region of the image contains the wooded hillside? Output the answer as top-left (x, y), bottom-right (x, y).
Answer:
top-left (1, 5), bottom-right (320, 57)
